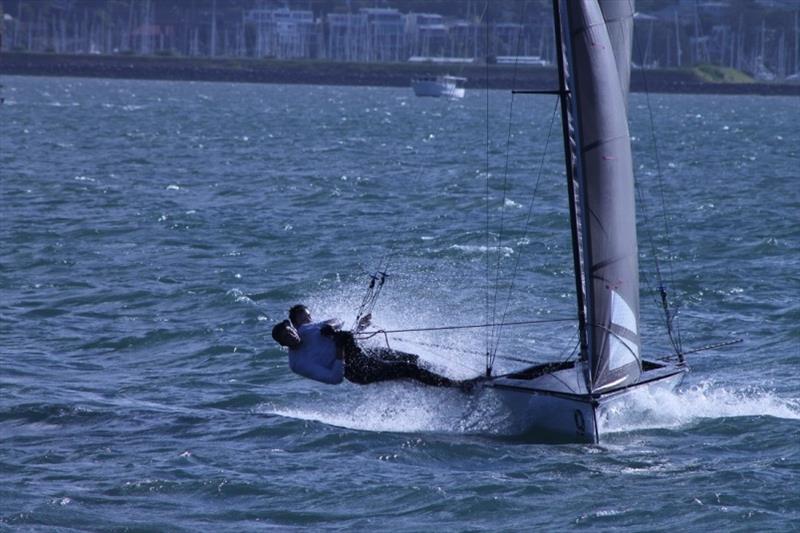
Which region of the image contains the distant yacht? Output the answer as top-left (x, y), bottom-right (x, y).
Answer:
top-left (411, 75), bottom-right (467, 99)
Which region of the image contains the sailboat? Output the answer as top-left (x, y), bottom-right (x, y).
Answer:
top-left (411, 75), bottom-right (467, 99)
top-left (478, 0), bottom-right (688, 443)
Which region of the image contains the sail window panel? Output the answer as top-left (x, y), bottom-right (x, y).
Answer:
top-left (607, 334), bottom-right (639, 370)
top-left (610, 289), bottom-right (638, 336)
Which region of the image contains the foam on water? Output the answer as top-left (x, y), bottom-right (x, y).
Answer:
top-left (450, 244), bottom-right (514, 257)
top-left (260, 383), bottom-right (504, 435)
top-left (599, 380), bottom-right (800, 435)
top-left (3, 77), bottom-right (798, 530)
top-left (265, 378), bottom-right (800, 441)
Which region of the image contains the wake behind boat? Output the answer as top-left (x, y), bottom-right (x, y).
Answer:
top-left (411, 75), bottom-right (467, 98)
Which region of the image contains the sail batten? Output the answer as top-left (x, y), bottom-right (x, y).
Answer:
top-left (561, 0), bottom-right (641, 391)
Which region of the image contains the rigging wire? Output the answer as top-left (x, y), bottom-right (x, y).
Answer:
top-left (384, 337), bottom-right (486, 373)
top-left (483, 0), bottom-right (492, 375)
top-left (488, 90), bottom-right (517, 358)
top-left (488, 0), bottom-right (531, 367)
top-left (629, 0), bottom-right (684, 355)
top-left (487, 98), bottom-right (562, 372)
top-left (656, 338), bottom-right (743, 361)
top-left (352, 265), bottom-right (389, 333)
top-left (394, 336), bottom-right (556, 368)
top-left (356, 317), bottom-right (575, 373)
top-left (356, 317), bottom-right (574, 336)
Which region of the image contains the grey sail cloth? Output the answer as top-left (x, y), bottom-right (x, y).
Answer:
top-left (563, 0), bottom-right (642, 390)
top-left (598, 0), bottom-right (634, 110)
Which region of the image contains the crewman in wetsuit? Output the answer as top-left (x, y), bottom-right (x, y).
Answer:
top-left (272, 304), bottom-right (473, 388)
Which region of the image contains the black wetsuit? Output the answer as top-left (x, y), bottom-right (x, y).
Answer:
top-left (333, 331), bottom-right (457, 387)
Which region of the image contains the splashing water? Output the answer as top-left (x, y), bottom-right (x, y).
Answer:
top-left (298, 280), bottom-right (492, 380)
top-left (265, 379), bottom-right (799, 440)
top-left (599, 380), bottom-right (800, 435)
top-left (260, 383), bottom-right (507, 435)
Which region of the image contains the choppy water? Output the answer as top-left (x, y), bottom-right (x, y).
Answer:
top-left (1, 76), bottom-right (798, 531)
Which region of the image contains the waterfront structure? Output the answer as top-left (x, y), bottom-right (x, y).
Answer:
top-left (361, 8), bottom-right (405, 62)
top-left (325, 13), bottom-right (364, 62)
top-left (0, 0), bottom-right (797, 79)
top-left (406, 13), bottom-right (448, 58)
top-left (245, 7), bottom-right (317, 59)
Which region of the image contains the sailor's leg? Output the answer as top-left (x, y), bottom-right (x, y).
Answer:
top-left (340, 336), bottom-right (460, 387)
top-left (333, 331), bottom-right (359, 360)
top-left (395, 363), bottom-right (457, 387)
top-left (366, 348), bottom-right (455, 386)
top-left (365, 347), bottom-right (419, 365)
top-left (360, 357), bottom-right (458, 387)
top-left (337, 332), bottom-right (386, 384)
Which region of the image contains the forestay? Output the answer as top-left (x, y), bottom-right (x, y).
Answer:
top-left (562, 0), bottom-right (641, 391)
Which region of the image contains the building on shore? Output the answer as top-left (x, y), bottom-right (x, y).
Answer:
top-left (0, 0), bottom-right (798, 79)
top-left (245, 7), bottom-right (318, 60)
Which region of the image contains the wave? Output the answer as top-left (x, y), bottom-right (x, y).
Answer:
top-left (259, 384), bottom-right (504, 435)
top-left (450, 244), bottom-right (514, 257)
top-left (226, 288), bottom-right (255, 306)
top-left (599, 380), bottom-right (800, 435)
top-left (259, 377), bottom-right (800, 441)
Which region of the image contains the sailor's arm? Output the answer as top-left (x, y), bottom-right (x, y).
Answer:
top-left (320, 318), bottom-right (344, 336)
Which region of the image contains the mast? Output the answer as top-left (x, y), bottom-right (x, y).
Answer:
top-left (674, 11), bottom-right (682, 67)
top-left (551, 0), bottom-right (589, 365)
top-left (793, 9), bottom-right (800, 74)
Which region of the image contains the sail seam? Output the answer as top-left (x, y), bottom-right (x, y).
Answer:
top-left (581, 134), bottom-right (629, 153)
top-left (570, 20), bottom-right (613, 38)
top-left (591, 255), bottom-right (629, 271)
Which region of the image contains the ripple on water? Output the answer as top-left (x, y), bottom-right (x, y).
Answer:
top-left (0, 78), bottom-right (797, 531)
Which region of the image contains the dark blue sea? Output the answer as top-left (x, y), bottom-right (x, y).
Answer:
top-left (1, 76), bottom-right (798, 531)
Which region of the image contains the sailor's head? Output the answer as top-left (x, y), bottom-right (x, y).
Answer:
top-left (289, 304), bottom-right (312, 327)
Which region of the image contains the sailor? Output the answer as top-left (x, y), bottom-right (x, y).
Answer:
top-left (272, 304), bottom-right (473, 388)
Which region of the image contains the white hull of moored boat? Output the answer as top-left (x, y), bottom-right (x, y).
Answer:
top-left (487, 360), bottom-right (687, 443)
top-left (411, 76), bottom-right (467, 99)
top-left (412, 81), bottom-right (464, 99)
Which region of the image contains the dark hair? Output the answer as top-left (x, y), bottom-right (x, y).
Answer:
top-left (289, 304), bottom-right (309, 326)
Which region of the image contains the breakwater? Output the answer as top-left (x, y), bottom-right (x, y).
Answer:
top-left (1, 52), bottom-right (798, 95)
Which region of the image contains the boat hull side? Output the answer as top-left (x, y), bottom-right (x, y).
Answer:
top-left (489, 364), bottom-right (687, 443)
top-left (412, 81), bottom-right (464, 98)
top-left (491, 386), bottom-right (599, 443)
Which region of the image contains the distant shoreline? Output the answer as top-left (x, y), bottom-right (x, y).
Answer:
top-left (2, 52), bottom-right (798, 96)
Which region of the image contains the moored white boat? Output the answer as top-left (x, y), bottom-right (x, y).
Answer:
top-left (411, 75), bottom-right (467, 98)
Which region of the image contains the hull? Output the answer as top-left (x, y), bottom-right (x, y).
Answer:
top-left (411, 76), bottom-right (466, 99)
top-left (487, 359), bottom-right (687, 443)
